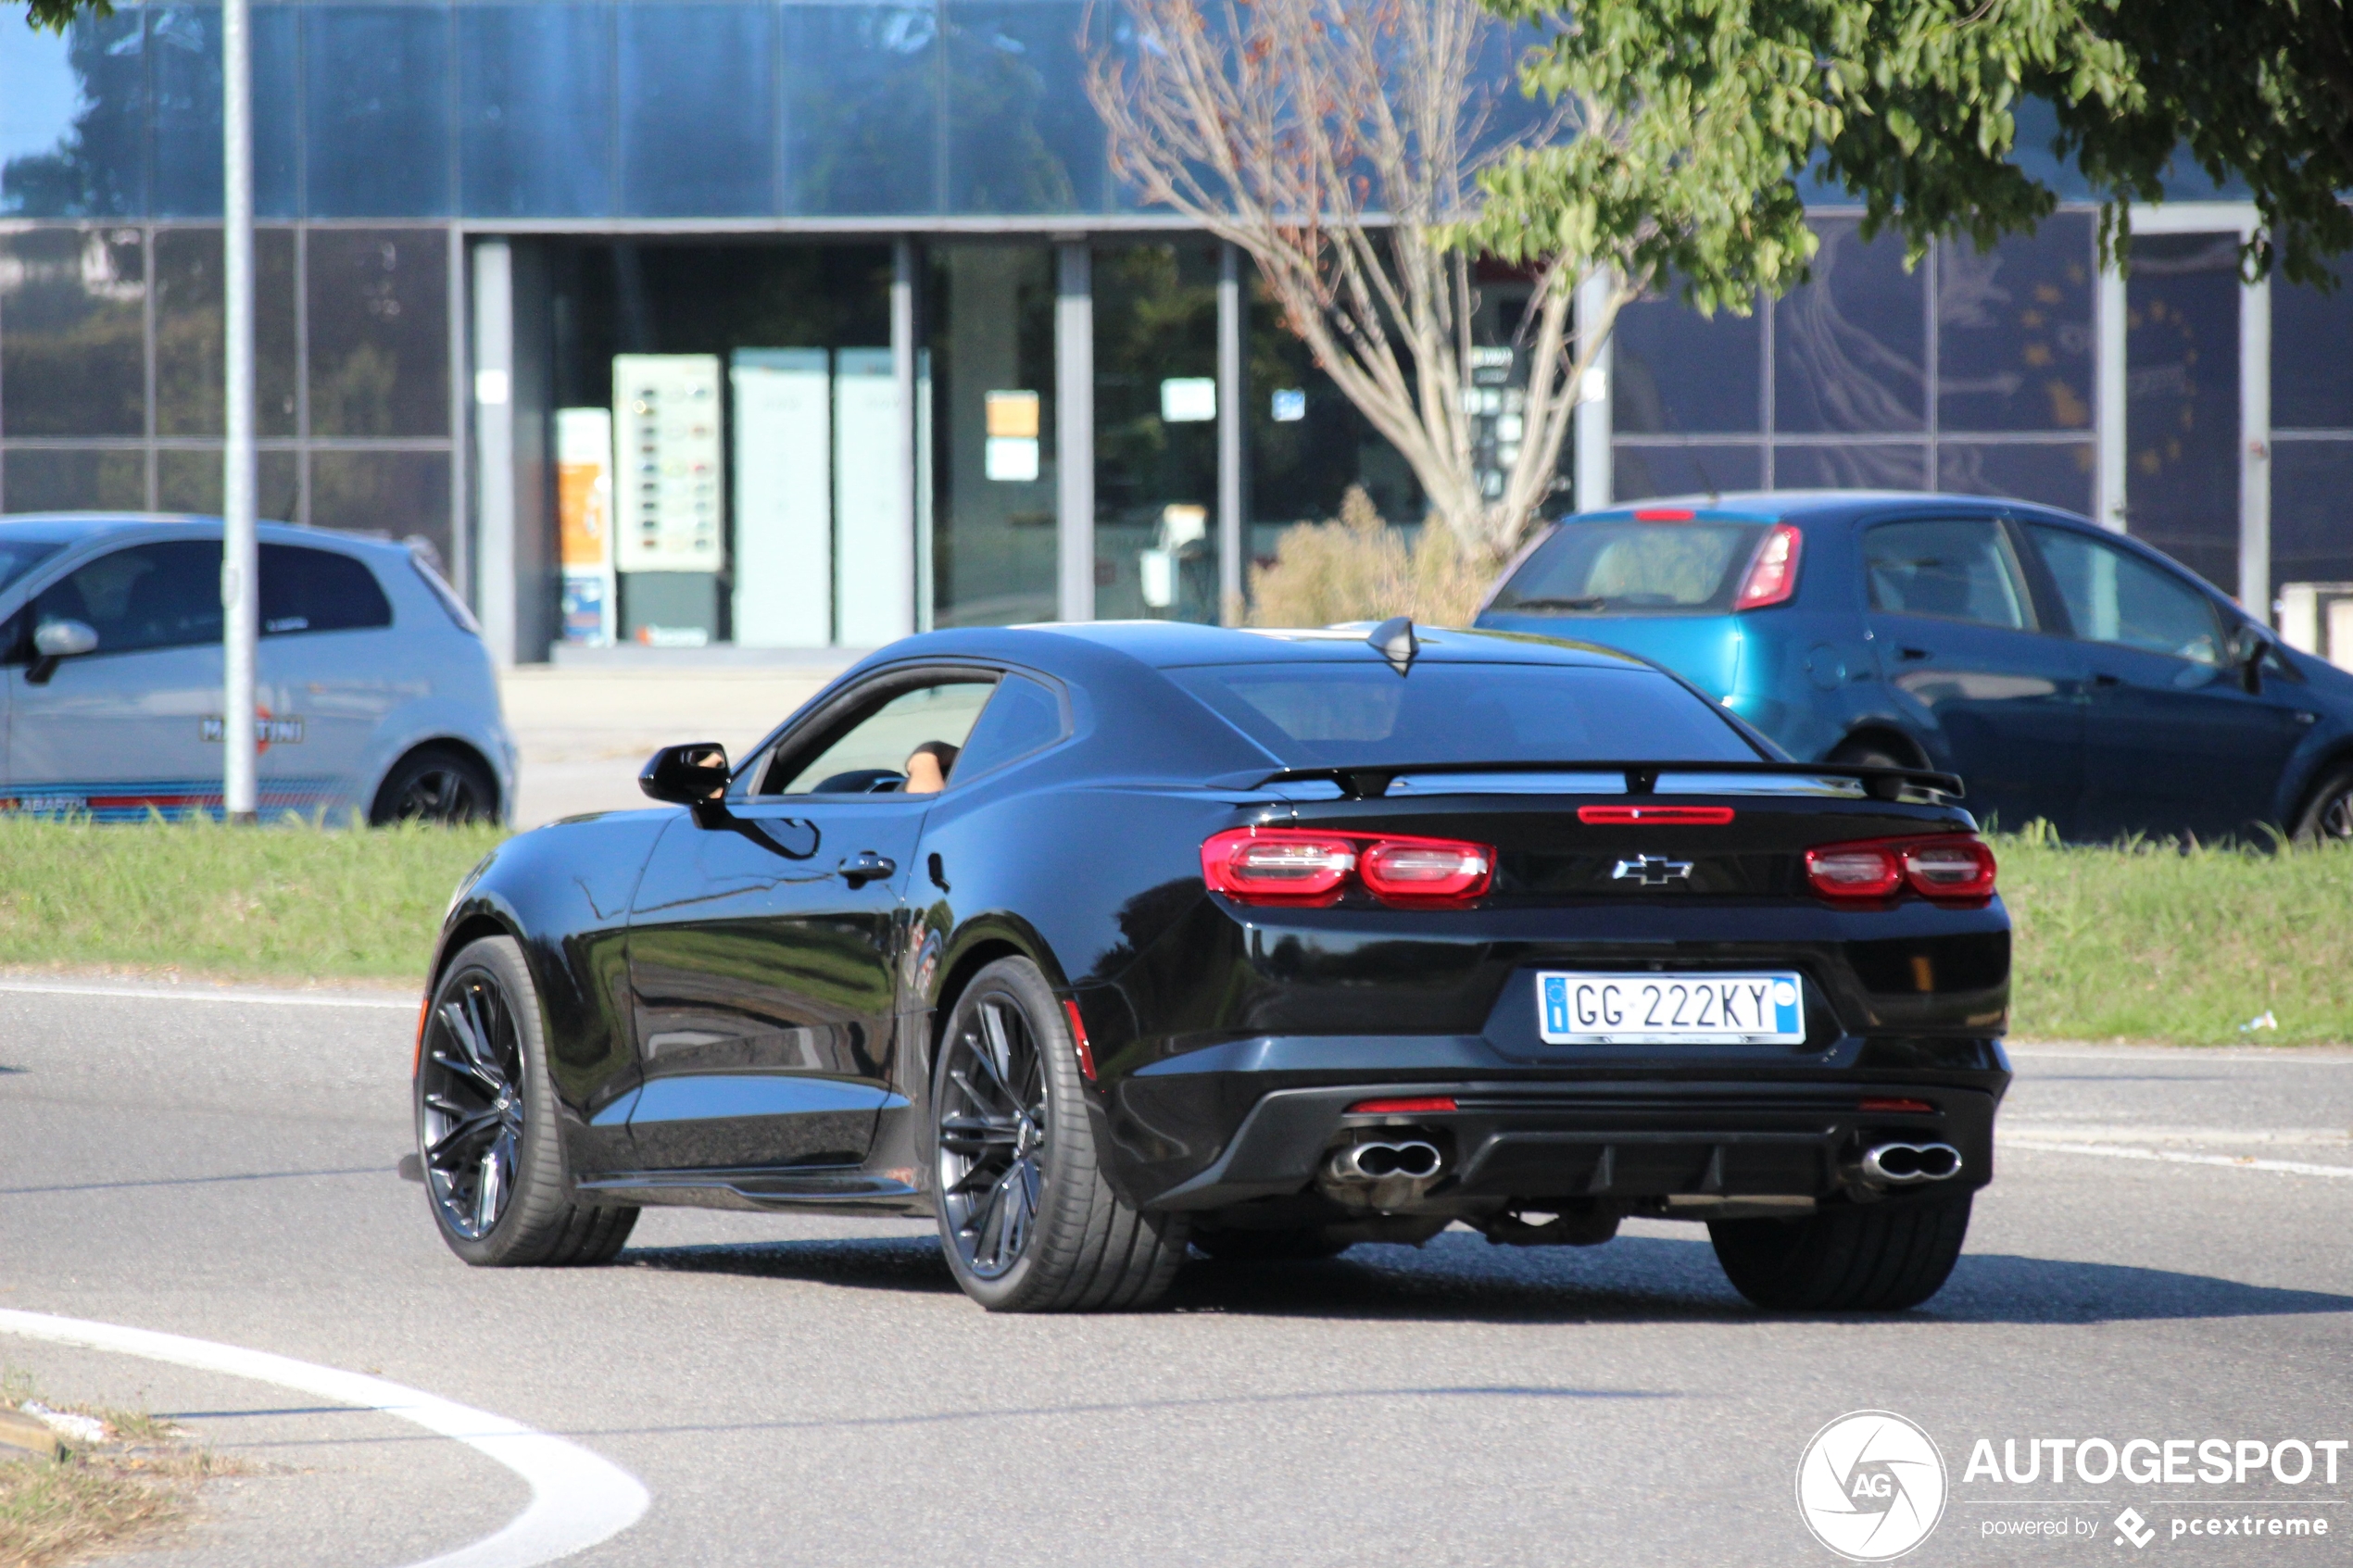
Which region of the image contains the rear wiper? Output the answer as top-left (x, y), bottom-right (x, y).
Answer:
top-left (1498, 595), bottom-right (1606, 611)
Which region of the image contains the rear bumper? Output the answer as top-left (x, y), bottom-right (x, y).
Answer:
top-left (1122, 1038), bottom-right (2004, 1214)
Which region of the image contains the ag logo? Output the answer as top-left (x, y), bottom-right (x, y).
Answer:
top-left (1795, 1411), bottom-right (1947, 1561)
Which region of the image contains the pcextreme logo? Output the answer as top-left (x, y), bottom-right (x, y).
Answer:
top-left (1796, 1411), bottom-right (1949, 1562)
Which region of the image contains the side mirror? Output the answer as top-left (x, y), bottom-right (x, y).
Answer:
top-left (2227, 624), bottom-right (2270, 693)
top-left (639, 742), bottom-right (732, 824)
top-left (26, 618), bottom-right (97, 685)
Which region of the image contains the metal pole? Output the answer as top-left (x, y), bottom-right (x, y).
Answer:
top-left (1054, 241), bottom-right (1094, 622)
top-left (1216, 244), bottom-right (1243, 624)
top-left (221, 0), bottom-right (258, 822)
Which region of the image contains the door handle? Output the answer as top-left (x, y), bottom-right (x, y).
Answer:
top-left (837, 850), bottom-right (896, 886)
top-left (1896, 646), bottom-right (1931, 662)
top-left (2092, 672), bottom-right (2122, 688)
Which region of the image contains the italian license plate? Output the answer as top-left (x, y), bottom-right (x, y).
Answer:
top-left (1536, 971), bottom-right (1806, 1045)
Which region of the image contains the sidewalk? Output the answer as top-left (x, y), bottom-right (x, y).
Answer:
top-left (501, 660), bottom-right (857, 827)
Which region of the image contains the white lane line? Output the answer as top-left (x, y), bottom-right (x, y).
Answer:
top-left (0, 1309), bottom-right (648, 1568)
top-left (0, 979), bottom-right (414, 1010)
top-left (2001, 1138), bottom-right (2353, 1179)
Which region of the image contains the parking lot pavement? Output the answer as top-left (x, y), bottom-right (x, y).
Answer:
top-left (500, 663), bottom-right (849, 828)
top-left (3, 990), bottom-right (2347, 1567)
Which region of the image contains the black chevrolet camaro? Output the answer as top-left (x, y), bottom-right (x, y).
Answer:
top-left (411, 620), bottom-right (2010, 1312)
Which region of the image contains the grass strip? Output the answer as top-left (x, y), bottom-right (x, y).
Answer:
top-left (0, 819), bottom-right (2347, 1045)
top-left (0, 815), bottom-right (501, 987)
top-left (0, 1373), bottom-right (239, 1568)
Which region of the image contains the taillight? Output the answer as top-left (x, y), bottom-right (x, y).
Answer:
top-left (1202, 827), bottom-right (1494, 907)
top-left (1360, 837), bottom-right (1492, 899)
top-left (1806, 834), bottom-right (1996, 903)
top-left (1348, 1096), bottom-right (1458, 1115)
top-left (1733, 523), bottom-right (1802, 610)
top-left (1201, 828), bottom-right (1355, 900)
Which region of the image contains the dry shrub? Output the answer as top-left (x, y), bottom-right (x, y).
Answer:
top-left (1245, 487), bottom-right (1500, 628)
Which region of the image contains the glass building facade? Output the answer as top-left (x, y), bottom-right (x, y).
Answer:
top-left (5, 3), bottom-right (2350, 657)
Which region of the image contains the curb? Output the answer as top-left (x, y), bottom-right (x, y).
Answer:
top-left (0, 1407), bottom-right (64, 1461)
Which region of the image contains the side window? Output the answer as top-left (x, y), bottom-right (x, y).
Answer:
top-left (1862, 519), bottom-right (2034, 630)
top-left (260, 545), bottom-right (393, 636)
top-left (34, 540), bottom-right (222, 656)
top-left (768, 679), bottom-right (998, 795)
top-left (951, 673), bottom-right (1069, 782)
top-left (2026, 524), bottom-right (2223, 666)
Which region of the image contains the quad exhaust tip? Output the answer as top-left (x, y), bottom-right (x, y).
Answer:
top-left (1860, 1141), bottom-right (1963, 1185)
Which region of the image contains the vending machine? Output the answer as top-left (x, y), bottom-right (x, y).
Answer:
top-left (612, 353), bottom-right (724, 644)
top-left (555, 408), bottom-right (615, 646)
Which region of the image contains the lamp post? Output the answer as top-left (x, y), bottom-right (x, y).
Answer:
top-left (220, 0), bottom-right (258, 822)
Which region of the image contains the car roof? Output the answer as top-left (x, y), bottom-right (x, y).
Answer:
top-left (0, 512), bottom-right (407, 558)
top-left (1569, 490), bottom-right (2092, 527)
top-left (870, 620), bottom-right (1659, 675)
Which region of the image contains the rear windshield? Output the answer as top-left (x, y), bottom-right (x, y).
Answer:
top-left (1167, 662), bottom-right (1762, 768)
top-left (1488, 520), bottom-right (1767, 614)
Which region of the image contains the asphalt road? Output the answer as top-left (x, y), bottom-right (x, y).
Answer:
top-left (2, 982), bottom-right (2348, 1567)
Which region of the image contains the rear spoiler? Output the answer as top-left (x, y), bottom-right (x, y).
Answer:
top-left (1211, 759), bottom-right (1965, 804)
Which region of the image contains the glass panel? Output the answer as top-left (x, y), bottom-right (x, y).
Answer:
top-left (1247, 273), bottom-right (1423, 550)
top-left (459, 5), bottom-right (615, 220)
top-left (928, 243), bottom-right (1058, 627)
top-left (950, 671), bottom-right (1066, 779)
top-left (1611, 443), bottom-right (1762, 501)
top-left (618, 4), bottom-right (776, 218)
top-left (1937, 215), bottom-right (2095, 433)
top-left (1165, 664), bottom-right (1759, 768)
top-left (1863, 518), bottom-right (2033, 630)
top-left (157, 447), bottom-right (300, 520)
top-left (777, 680), bottom-right (997, 793)
top-left (1774, 443), bottom-right (1928, 490)
top-left (0, 227), bottom-right (146, 437)
top-left (309, 449), bottom-right (454, 569)
top-left (1610, 289), bottom-right (1762, 434)
top-left (155, 227), bottom-right (299, 437)
top-left (2272, 258), bottom-right (2353, 432)
top-left (781, 3), bottom-right (940, 216)
top-left (2028, 522), bottom-right (2224, 663)
top-left (1094, 242), bottom-right (1218, 622)
top-left (148, 6), bottom-right (300, 219)
top-left (1773, 220), bottom-right (1926, 433)
top-left (35, 539), bottom-right (223, 652)
top-left (307, 229), bottom-right (451, 438)
top-left (2271, 439), bottom-right (2353, 587)
top-left (942, 0), bottom-right (1101, 214)
top-left (1490, 519), bottom-right (1768, 615)
top-left (305, 6), bottom-right (453, 219)
top-left (3, 447), bottom-right (145, 511)
top-left (0, 10), bottom-right (145, 218)
top-left (260, 543), bottom-right (394, 634)
top-left (1936, 441), bottom-right (2095, 515)
top-left (2125, 232), bottom-right (2240, 595)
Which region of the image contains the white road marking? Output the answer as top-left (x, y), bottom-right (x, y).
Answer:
top-left (0, 979), bottom-right (414, 1010)
top-left (2001, 1123), bottom-right (2351, 1147)
top-left (0, 1309), bottom-right (648, 1568)
top-left (2000, 1138), bottom-right (2353, 1179)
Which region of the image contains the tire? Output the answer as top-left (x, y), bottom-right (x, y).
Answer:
top-left (1191, 1226), bottom-right (1354, 1263)
top-left (416, 935), bottom-right (639, 1267)
top-left (930, 958), bottom-right (1190, 1311)
top-left (372, 745), bottom-right (499, 826)
top-left (1708, 1194), bottom-right (1971, 1311)
top-left (2292, 768), bottom-right (2353, 845)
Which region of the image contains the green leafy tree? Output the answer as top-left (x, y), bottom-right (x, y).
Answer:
top-left (22, 0), bottom-right (107, 32)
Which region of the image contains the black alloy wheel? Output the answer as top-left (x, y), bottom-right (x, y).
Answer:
top-left (373, 746), bottom-right (497, 826)
top-left (2293, 769), bottom-right (2353, 845)
top-left (414, 936), bottom-right (638, 1267)
top-left (936, 991), bottom-right (1049, 1281)
top-left (928, 958), bottom-right (1190, 1311)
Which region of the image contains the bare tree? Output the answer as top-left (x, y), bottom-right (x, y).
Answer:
top-left (1088, 0), bottom-right (1617, 560)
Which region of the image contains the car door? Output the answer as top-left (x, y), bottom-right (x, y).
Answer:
top-left (256, 542), bottom-right (400, 818)
top-left (1861, 516), bottom-right (2089, 835)
top-left (622, 671), bottom-right (1000, 1171)
top-left (2022, 522), bottom-right (2307, 842)
top-left (3, 539), bottom-right (243, 817)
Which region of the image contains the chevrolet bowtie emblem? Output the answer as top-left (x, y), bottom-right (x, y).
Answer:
top-left (1611, 855), bottom-right (1693, 886)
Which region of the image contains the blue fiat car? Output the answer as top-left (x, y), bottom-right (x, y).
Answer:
top-left (1475, 491), bottom-right (2353, 844)
top-left (0, 514), bottom-right (513, 823)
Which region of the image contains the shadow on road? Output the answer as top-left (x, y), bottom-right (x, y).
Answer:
top-left (620, 1229), bottom-right (2353, 1325)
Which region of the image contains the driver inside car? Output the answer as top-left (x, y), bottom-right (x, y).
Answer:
top-left (902, 741), bottom-right (960, 795)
